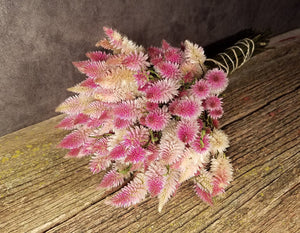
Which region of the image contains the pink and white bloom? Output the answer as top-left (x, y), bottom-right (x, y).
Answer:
top-left (107, 173), bottom-right (147, 208)
top-left (209, 107), bottom-right (224, 119)
top-left (170, 96), bottom-right (203, 119)
top-left (125, 146), bottom-right (147, 163)
top-left (145, 107), bottom-right (170, 131)
top-left (205, 68), bottom-right (228, 94)
top-left (155, 61), bottom-right (181, 80)
top-left (205, 96), bottom-right (222, 110)
top-left (145, 79), bottom-right (180, 103)
top-left (191, 134), bottom-right (210, 154)
top-left (176, 119), bottom-right (199, 144)
top-left (191, 79), bottom-right (210, 99)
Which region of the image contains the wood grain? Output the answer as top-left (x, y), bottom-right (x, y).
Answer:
top-left (0, 32), bottom-right (299, 233)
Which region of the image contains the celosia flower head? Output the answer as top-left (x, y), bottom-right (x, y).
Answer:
top-left (191, 79), bottom-right (210, 99)
top-left (205, 68), bottom-right (228, 94)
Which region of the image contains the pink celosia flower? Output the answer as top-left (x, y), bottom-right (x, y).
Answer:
top-left (58, 130), bottom-right (85, 149)
top-left (79, 77), bottom-right (98, 89)
top-left (109, 144), bottom-right (127, 159)
top-left (89, 155), bottom-right (111, 174)
top-left (144, 143), bottom-right (160, 169)
top-left (99, 170), bottom-right (127, 189)
top-left (56, 116), bottom-right (76, 130)
top-left (145, 79), bottom-right (180, 103)
top-left (155, 61), bottom-right (181, 80)
top-left (85, 137), bottom-right (109, 156)
top-left (122, 52), bottom-right (150, 71)
top-left (125, 146), bottom-right (146, 163)
top-left (182, 72), bottom-right (194, 83)
top-left (114, 117), bottom-right (131, 129)
top-left (191, 79), bottom-right (210, 99)
top-left (176, 119), bottom-right (199, 144)
top-left (165, 48), bottom-right (183, 64)
top-left (191, 134), bottom-right (210, 154)
top-left (150, 55), bottom-right (164, 66)
top-left (194, 184), bottom-right (213, 205)
top-left (205, 96), bottom-right (222, 110)
top-left (107, 173), bottom-right (147, 208)
top-left (146, 101), bottom-right (159, 111)
top-left (134, 71), bottom-right (149, 88)
top-left (123, 126), bottom-right (149, 147)
top-left (170, 97), bottom-right (203, 119)
top-left (114, 101), bottom-right (136, 120)
top-left (65, 147), bottom-right (82, 158)
top-left (103, 26), bottom-right (123, 49)
top-left (209, 107), bottom-right (224, 119)
top-left (211, 155), bottom-right (233, 196)
top-left (145, 163), bottom-right (167, 197)
top-left (86, 51), bottom-right (109, 62)
top-left (148, 46), bottom-right (163, 60)
top-left (205, 68), bottom-right (228, 94)
top-left (145, 107), bottom-right (170, 131)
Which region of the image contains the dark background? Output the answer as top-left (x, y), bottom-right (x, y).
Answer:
top-left (0, 0), bottom-right (299, 136)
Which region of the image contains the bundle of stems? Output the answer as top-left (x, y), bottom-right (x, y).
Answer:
top-left (205, 32), bottom-right (269, 74)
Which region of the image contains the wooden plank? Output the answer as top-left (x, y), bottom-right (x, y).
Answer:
top-left (0, 32), bottom-right (299, 233)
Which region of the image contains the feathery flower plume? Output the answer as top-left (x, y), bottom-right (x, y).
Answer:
top-left (134, 71), bottom-right (149, 88)
top-left (191, 134), bottom-right (210, 154)
top-left (211, 155), bottom-right (233, 196)
top-left (123, 126), bottom-right (149, 148)
top-left (178, 148), bottom-right (203, 183)
top-left (122, 52), bottom-right (150, 71)
top-left (158, 169), bottom-right (180, 212)
top-left (205, 96), bottom-right (223, 110)
top-left (170, 96), bottom-right (203, 119)
top-left (145, 79), bottom-right (180, 103)
top-left (89, 155), bottom-right (111, 174)
top-left (107, 173), bottom-right (147, 208)
top-left (209, 107), bottom-right (224, 119)
top-left (176, 119), bottom-right (198, 144)
top-left (209, 129), bottom-right (230, 154)
top-left (125, 146), bottom-right (146, 163)
top-left (165, 48), bottom-right (182, 64)
top-left (191, 79), bottom-right (210, 99)
top-left (109, 144), bottom-right (127, 159)
top-left (194, 183), bottom-right (213, 205)
top-left (145, 107), bottom-right (170, 131)
top-left (205, 68), bottom-right (228, 94)
top-left (99, 170), bottom-right (129, 189)
top-left (58, 130), bottom-right (86, 149)
top-left (155, 61), bottom-right (181, 80)
top-left (184, 40), bottom-right (206, 64)
top-left (86, 51), bottom-right (109, 62)
top-left (159, 122), bottom-right (185, 165)
top-left (145, 162), bottom-right (167, 197)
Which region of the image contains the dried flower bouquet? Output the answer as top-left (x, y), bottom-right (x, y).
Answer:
top-left (56, 27), bottom-right (239, 212)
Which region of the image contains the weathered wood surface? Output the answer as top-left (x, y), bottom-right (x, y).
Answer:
top-left (0, 31), bottom-right (299, 233)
